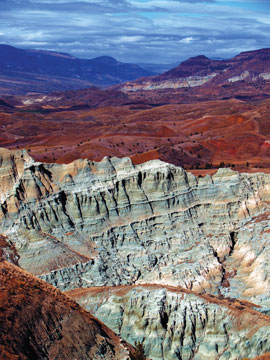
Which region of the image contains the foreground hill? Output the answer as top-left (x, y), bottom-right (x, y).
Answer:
top-left (1, 147), bottom-right (270, 358)
top-left (0, 44), bottom-right (154, 94)
top-left (0, 235), bottom-right (133, 360)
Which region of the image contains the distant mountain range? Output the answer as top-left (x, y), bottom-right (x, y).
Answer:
top-left (0, 44), bottom-right (156, 94)
top-left (0, 44), bottom-right (270, 100)
top-left (120, 48), bottom-right (270, 92)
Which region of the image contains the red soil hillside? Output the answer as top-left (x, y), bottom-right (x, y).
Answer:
top-left (1, 96), bottom-right (270, 173)
top-left (0, 48), bottom-right (270, 172)
top-left (0, 259), bottom-right (133, 359)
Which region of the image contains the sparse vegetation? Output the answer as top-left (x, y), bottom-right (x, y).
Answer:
top-left (219, 161), bottom-right (225, 168)
top-left (130, 341), bottom-right (146, 360)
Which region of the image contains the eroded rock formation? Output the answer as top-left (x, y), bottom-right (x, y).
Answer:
top-left (68, 284), bottom-right (270, 360)
top-left (2, 147), bottom-right (270, 359)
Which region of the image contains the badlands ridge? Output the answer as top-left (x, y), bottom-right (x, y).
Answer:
top-left (1, 147), bottom-right (270, 358)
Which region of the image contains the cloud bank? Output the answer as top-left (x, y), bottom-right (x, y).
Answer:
top-left (0, 0), bottom-right (269, 63)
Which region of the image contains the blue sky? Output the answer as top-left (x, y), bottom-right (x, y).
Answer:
top-left (0, 0), bottom-right (269, 63)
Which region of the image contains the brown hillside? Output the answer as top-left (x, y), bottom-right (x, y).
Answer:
top-left (0, 260), bottom-right (132, 360)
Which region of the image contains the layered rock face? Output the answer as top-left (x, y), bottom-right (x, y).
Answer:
top-left (68, 284), bottom-right (270, 360)
top-left (0, 259), bottom-right (132, 360)
top-left (1, 147), bottom-right (269, 298)
top-left (121, 73), bottom-right (217, 91)
top-left (2, 147), bottom-right (270, 359)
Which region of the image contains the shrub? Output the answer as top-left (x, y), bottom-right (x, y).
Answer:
top-left (130, 341), bottom-right (146, 360)
top-left (218, 161), bottom-right (225, 168)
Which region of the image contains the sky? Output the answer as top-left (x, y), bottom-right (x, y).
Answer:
top-left (0, 0), bottom-right (269, 64)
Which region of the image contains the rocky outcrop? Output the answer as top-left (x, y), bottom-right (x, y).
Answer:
top-left (0, 259), bottom-right (133, 360)
top-left (121, 74), bottom-right (217, 91)
top-left (1, 147), bottom-right (270, 303)
top-left (2, 147), bottom-right (270, 358)
top-left (68, 284), bottom-right (270, 360)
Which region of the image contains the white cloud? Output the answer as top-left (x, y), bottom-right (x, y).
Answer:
top-left (0, 0), bottom-right (269, 63)
top-left (179, 36), bottom-right (195, 44)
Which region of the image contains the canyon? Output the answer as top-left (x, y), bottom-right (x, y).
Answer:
top-left (1, 47), bottom-right (270, 359)
top-left (1, 147), bottom-right (270, 358)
